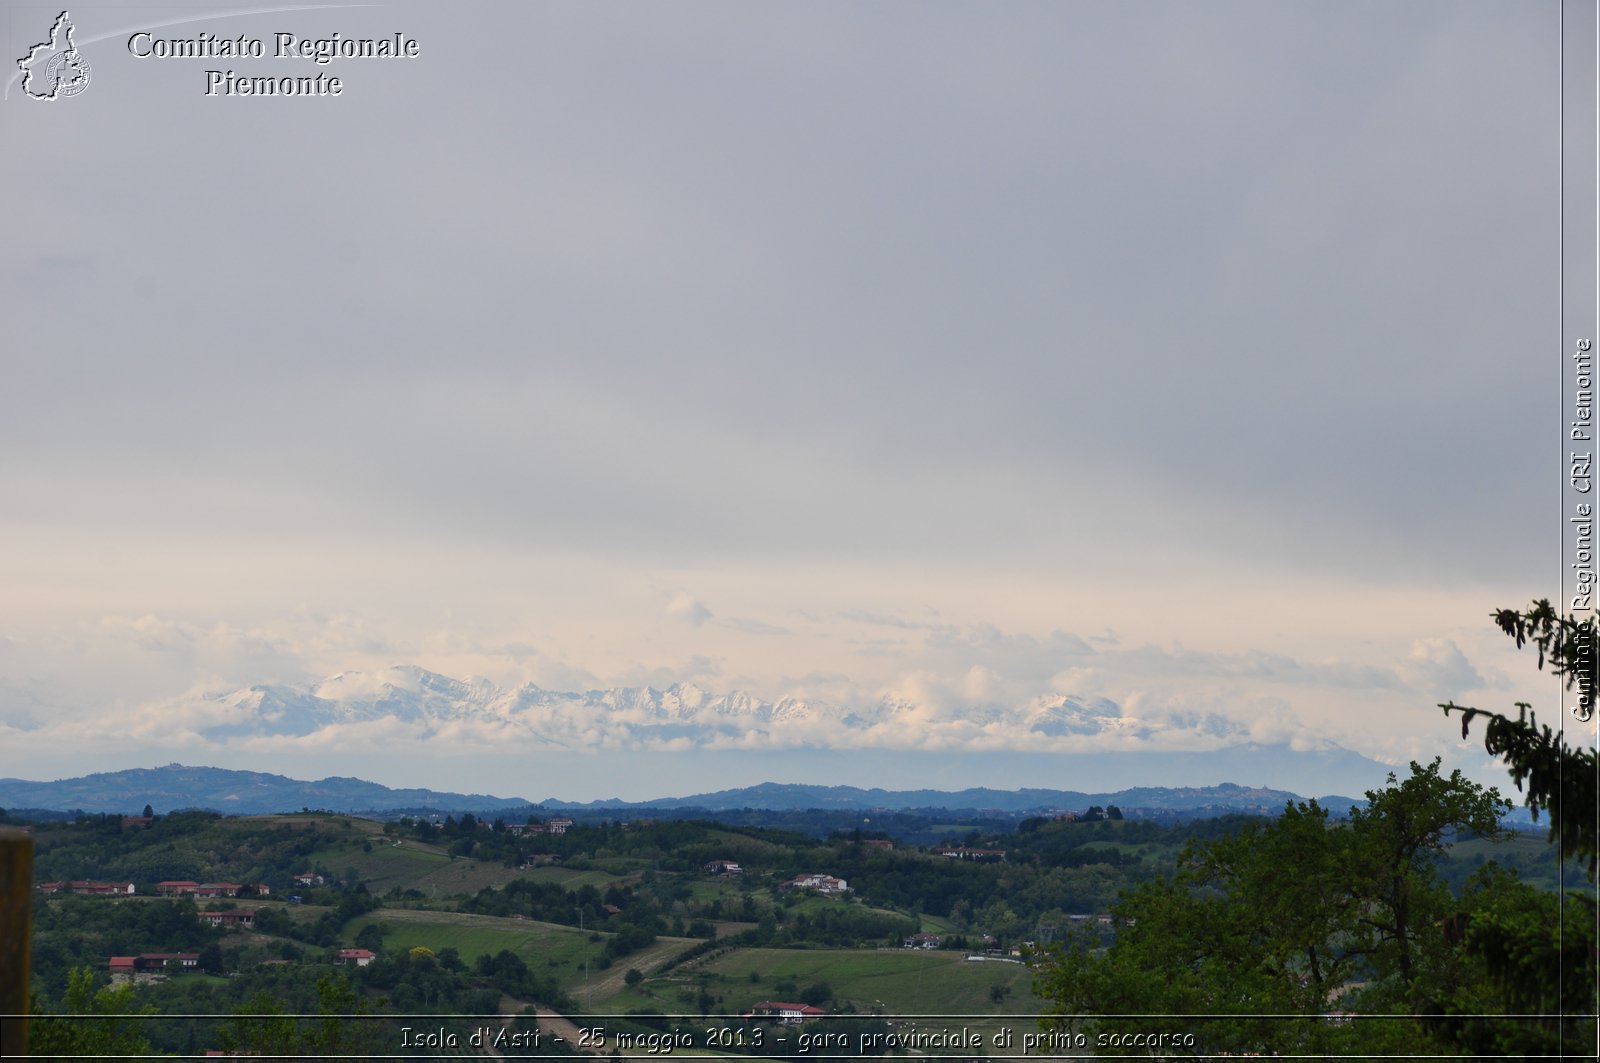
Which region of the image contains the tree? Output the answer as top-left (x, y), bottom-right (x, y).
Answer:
top-left (1441, 599), bottom-right (1597, 879)
top-left (1035, 864), bottom-right (1314, 1055)
top-left (28, 967), bottom-right (156, 1058)
top-left (1426, 862), bottom-right (1597, 1057)
top-left (305, 972), bottom-right (370, 1057)
top-left (198, 942), bottom-right (225, 975)
top-left (1345, 758), bottom-right (1508, 1006)
top-left (1196, 799), bottom-right (1365, 1000)
top-left (799, 980), bottom-right (833, 1007)
top-left (353, 921), bottom-right (386, 953)
top-left (217, 990), bottom-right (300, 1058)
top-left (1432, 599), bottom-right (1599, 1055)
top-left (1034, 763), bottom-right (1513, 1058)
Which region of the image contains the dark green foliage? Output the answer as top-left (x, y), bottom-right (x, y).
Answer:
top-left (1433, 599), bottom-right (1600, 1057)
top-left (1443, 599), bottom-right (1596, 879)
top-left (1035, 761), bottom-right (1529, 1057)
top-left (1038, 598), bottom-right (1600, 1059)
top-left (799, 980), bottom-right (832, 1006)
top-left (1346, 758), bottom-right (1509, 1000)
top-left (26, 808), bottom-right (337, 889)
top-left (28, 967), bottom-right (156, 1058)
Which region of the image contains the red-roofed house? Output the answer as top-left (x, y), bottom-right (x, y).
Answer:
top-left (743, 1001), bottom-right (827, 1024)
top-left (337, 948), bottom-right (376, 967)
top-left (189, 882), bottom-right (243, 898)
top-left (69, 880), bottom-right (136, 896)
top-left (199, 909), bottom-right (256, 929)
top-left (108, 953), bottom-right (199, 985)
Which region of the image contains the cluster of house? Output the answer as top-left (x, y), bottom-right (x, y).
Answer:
top-left (106, 945), bottom-right (377, 985)
top-left (505, 818), bottom-right (575, 836)
top-left (782, 873), bottom-right (849, 895)
top-left (1064, 913), bottom-right (1116, 927)
top-left (938, 846), bottom-right (1007, 862)
top-left (35, 880), bottom-right (136, 896)
top-left (700, 862), bottom-right (849, 894)
top-left (43, 874), bottom-right (309, 899)
top-left (157, 881), bottom-right (271, 898)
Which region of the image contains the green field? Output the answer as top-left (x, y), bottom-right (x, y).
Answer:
top-left (601, 946), bottom-right (1041, 1019)
top-left (516, 865), bottom-right (637, 891)
top-left (305, 841), bottom-right (521, 895)
top-left (302, 839), bottom-right (645, 898)
top-left (345, 908), bottom-right (702, 998)
top-left (347, 909), bottom-right (593, 966)
top-left (1441, 829), bottom-right (1582, 893)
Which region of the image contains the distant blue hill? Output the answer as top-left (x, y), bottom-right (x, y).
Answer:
top-left (0, 763), bottom-right (528, 816)
top-left (0, 763), bottom-right (1368, 819)
top-left (537, 779), bottom-right (1369, 816)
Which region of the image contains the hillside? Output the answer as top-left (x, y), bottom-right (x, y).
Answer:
top-left (16, 783), bottom-right (1584, 1060)
top-left (0, 763), bottom-right (528, 815)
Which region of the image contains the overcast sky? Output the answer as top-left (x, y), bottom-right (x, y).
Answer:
top-left (0, 1), bottom-right (1578, 801)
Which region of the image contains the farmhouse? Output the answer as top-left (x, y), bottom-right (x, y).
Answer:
top-left (189, 882), bottom-right (244, 898)
top-left (939, 847), bottom-right (1006, 862)
top-left (338, 948), bottom-right (376, 967)
top-left (703, 859), bottom-right (743, 876)
top-left (783, 873), bottom-right (848, 895)
top-left (743, 1001), bottom-right (827, 1024)
top-left (198, 909), bottom-right (256, 929)
top-left (67, 877), bottom-right (136, 896)
top-left (108, 953), bottom-right (199, 985)
top-left (511, 817), bottom-right (575, 836)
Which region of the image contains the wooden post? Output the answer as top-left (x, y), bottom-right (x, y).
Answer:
top-left (0, 828), bottom-right (31, 1058)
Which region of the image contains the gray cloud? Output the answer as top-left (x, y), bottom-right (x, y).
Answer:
top-left (663, 594), bottom-right (713, 627)
top-left (0, 0), bottom-right (1557, 798)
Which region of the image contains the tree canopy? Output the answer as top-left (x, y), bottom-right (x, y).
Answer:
top-left (1034, 598), bottom-right (1599, 1058)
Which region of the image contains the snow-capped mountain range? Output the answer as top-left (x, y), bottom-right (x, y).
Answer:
top-left (186, 664), bottom-right (1226, 752)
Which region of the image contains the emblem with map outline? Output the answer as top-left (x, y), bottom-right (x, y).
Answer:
top-left (17, 11), bottom-right (91, 101)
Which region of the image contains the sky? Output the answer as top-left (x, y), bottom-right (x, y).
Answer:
top-left (0, 1), bottom-right (1586, 803)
